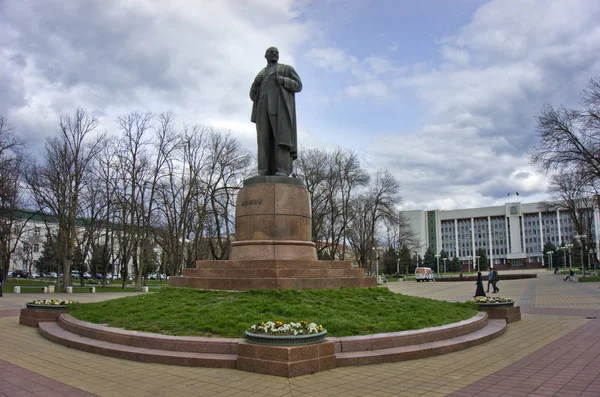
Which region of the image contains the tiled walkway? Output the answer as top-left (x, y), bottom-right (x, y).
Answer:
top-left (0, 271), bottom-right (598, 396)
top-left (0, 358), bottom-right (98, 397)
top-left (446, 320), bottom-right (600, 397)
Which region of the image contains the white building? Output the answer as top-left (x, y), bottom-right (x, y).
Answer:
top-left (7, 210), bottom-right (132, 276)
top-left (402, 201), bottom-right (599, 268)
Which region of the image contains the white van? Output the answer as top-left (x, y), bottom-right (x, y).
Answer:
top-left (414, 267), bottom-right (435, 282)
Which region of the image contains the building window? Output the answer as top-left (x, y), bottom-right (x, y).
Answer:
top-left (33, 244), bottom-right (39, 253)
top-left (34, 227), bottom-right (41, 236)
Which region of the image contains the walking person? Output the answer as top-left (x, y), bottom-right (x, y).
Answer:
top-left (474, 272), bottom-right (486, 297)
top-left (492, 268), bottom-right (500, 293)
top-left (486, 267), bottom-right (494, 293)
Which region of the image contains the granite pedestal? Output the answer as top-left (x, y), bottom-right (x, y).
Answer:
top-left (170, 176), bottom-right (376, 290)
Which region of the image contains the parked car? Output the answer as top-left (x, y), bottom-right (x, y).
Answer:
top-left (8, 270), bottom-right (13, 277)
top-left (28, 272), bottom-right (40, 279)
top-left (49, 272), bottom-right (58, 278)
top-left (12, 269), bottom-right (27, 278)
top-left (415, 267), bottom-right (435, 282)
top-left (83, 272), bottom-right (92, 279)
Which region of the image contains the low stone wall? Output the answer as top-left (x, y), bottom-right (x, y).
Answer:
top-left (237, 340), bottom-right (336, 377)
top-left (436, 274), bottom-right (537, 282)
top-left (19, 307), bottom-right (69, 327)
top-left (477, 305), bottom-right (521, 323)
top-left (37, 312), bottom-right (506, 378)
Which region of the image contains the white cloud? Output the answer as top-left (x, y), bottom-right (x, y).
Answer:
top-left (345, 80), bottom-right (394, 99)
top-left (0, 0), bottom-right (313, 156)
top-left (307, 48), bottom-right (407, 100)
top-left (306, 47), bottom-right (354, 73)
top-left (366, 0), bottom-right (600, 210)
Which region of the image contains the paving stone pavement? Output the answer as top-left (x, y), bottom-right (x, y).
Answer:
top-left (0, 270), bottom-right (598, 396)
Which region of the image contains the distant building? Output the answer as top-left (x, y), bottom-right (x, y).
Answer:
top-left (402, 201), bottom-right (599, 269)
top-left (6, 210), bottom-right (129, 275)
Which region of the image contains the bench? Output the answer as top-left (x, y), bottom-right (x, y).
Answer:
top-left (67, 286), bottom-right (96, 293)
top-left (14, 285), bottom-right (55, 294)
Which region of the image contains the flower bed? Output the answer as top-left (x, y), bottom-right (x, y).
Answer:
top-left (245, 321), bottom-right (327, 346)
top-left (26, 299), bottom-right (74, 310)
top-left (472, 297), bottom-right (513, 304)
top-left (472, 297), bottom-right (514, 308)
top-left (28, 299), bottom-right (73, 306)
top-left (21, 299), bottom-right (74, 327)
top-left (247, 320), bottom-right (324, 335)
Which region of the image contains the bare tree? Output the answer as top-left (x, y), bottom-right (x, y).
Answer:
top-left (26, 109), bottom-right (104, 291)
top-left (347, 170), bottom-right (402, 271)
top-left (296, 148), bottom-right (369, 260)
top-left (531, 77), bottom-right (600, 188)
top-left (539, 170), bottom-right (596, 261)
top-left (0, 117), bottom-right (28, 279)
top-left (296, 148), bottom-right (330, 257)
top-left (202, 130), bottom-right (252, 260)
top-left (113, 111), bottom-right (182, 290)
top-left (328, 149), bottom-right (369, 259)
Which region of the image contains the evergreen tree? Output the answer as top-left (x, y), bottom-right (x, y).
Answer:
top-left (476, 248), bottom-right (489, 271)
top-left (571, 239), bottom-right (583, 270)
top-left (35, 234), bottom-right (58, 274)
top-left (399, 245), bottom-right (412, 277)
top-left (423, 246), bottom-right (436, 268)
top-left (382, 246), bottom-right (398, 275)
top-left (450, 256), bottom-right (462, 273)
top-left (543, 241), bottom-right (558, 268)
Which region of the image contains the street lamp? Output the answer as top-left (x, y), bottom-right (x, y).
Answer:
top-left (434, 254), bottom-right (441, 278)
top-left (568, 244), bottom-right (573, 270)
top-left (560, 244), bottom-right (573, 270)
top-left (442, 257), bottom-right (447, 274)
top-left (575, 235), bottom-right (587, 276)
top-left (475, 255), bottom-right (480, 272)
top-left (546, 251), bottom-right (553, 270)
top-left (396, 248), bottom-right (400, 280)
top-left (372, 247), bottom-right (380, 280)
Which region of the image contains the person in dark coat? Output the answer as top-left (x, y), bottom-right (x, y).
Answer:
top-left (474, 271), bottom-right (486, 297)
top-left (564, 269), bottom-right (575, 281)
top-left (486, 268), bottom-right (494, 292)
top-left (0, 268), bottom-right (4, 297)
top-left (491, 268), bottom-right (500, 293)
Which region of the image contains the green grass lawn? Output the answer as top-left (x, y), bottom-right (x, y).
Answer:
top-left (68, 287), bottom-right (478, 338)
top-left (578, 276), bottom-right (600, 282)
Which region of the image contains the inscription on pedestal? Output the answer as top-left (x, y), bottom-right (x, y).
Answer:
top-left (241, 199), bottom-right (264, 206)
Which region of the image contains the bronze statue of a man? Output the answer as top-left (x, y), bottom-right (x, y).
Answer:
top-left (250, 47), bottom-right (302, 176)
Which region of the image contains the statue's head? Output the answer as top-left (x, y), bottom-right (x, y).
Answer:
top-left (265, 47), bottom-right (279, 63)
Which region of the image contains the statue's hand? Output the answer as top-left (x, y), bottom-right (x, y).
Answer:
top-left (275, 75), bottom-right (285, 85)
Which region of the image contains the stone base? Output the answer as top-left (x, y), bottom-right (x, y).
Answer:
top-left (236, 340), bottom-right (336, 377)
top-left (169, 259), bottom-right (376, 291)
top-left (477, 306), bottom-right (521, 323)
top-left (232, 179), bottom-right (317, 261)
top-left (19, 307), bottom-right (68, 328)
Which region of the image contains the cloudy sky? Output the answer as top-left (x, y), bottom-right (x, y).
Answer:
top-left (2, 0), bottom-right (600, 211)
